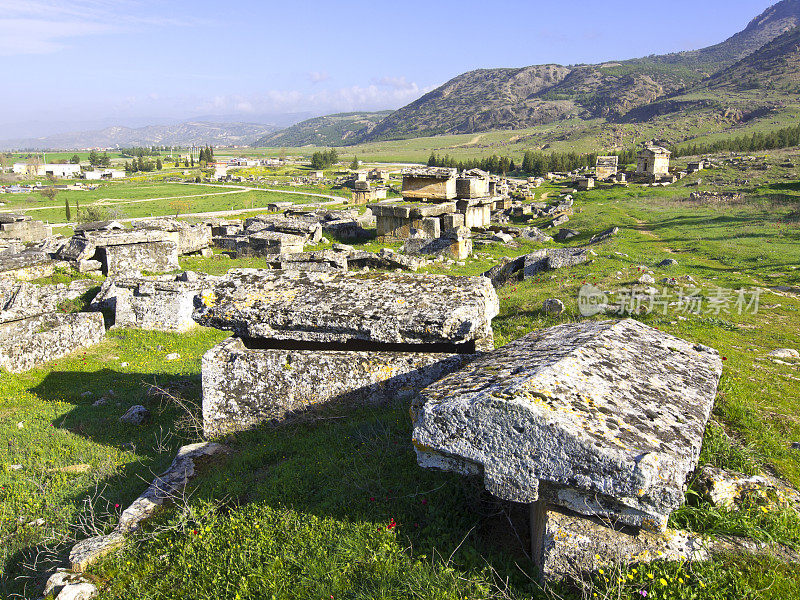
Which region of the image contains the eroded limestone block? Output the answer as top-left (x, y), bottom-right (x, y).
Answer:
top-left (194, 270), bottom-right (498, 351)
top-left (133, 218), bottom-right (212, 254)
top-left (101, 241), bottom-right (179, 277)
top-left (243, 231), bottom-right (306, 256)
top-left (534, 505), bottom-right (711, 582)
top-left (0, 312), bottom-right (105, 373)
top-left (523, 248), bottom-right (589, 277)
top-left (57, 236), bottom-right (97, 262)
top-left (0, 279), bottom-right (98, 323)
top-left (202, 337), bottom-right (476, 436)
top-left (411, 319), bottom-right (723, 531)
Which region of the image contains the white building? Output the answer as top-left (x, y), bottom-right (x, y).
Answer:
top-left (84, 169), bottom-right (125, 180)
top-left (13, 163), bottom-right (82, 178)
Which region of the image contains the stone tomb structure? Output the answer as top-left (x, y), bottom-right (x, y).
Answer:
top-left (401, 167), bottom-right (458, 201)
top-left (194, 270), bottom-right (499, 436)
top-left (637, 146), bottom-right (672, 180)
top-left (371, 201), bottom-right (457, 241)
top-left (132, 218), bottom-right (212, 254)
top-left (595, 156), bottom-right (619, 180)
top-left (95, 272), bottom-right (219, 332)
top-left (58, 229), bottom-right (180, 277)
top-left (0, 214), bottom-right (52, 243)
top-left (411, 319), bottom-right (723, 579)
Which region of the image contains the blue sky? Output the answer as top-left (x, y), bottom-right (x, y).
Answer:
top-left (0, 0), bottom-right (777, 139)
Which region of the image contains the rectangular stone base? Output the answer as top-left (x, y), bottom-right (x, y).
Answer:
top-left (101, 241), bottom-right (179, 277)
top-left (202, 337), bottom-right (476, 436)
top-left (0, 312), bottom-right (105, 373)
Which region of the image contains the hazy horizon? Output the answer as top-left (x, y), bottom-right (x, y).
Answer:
top-left (0, 0), bottom-right (777, 141)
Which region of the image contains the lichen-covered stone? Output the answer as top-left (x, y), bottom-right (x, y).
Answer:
top-left (0, 251), bottom-right (59, 281)
top-left (240, 231), bottom-right (306, 256)
top-left (696, 465), bottom-right (800, 511)
top-left (57, 236), bottom-right (97, 262)
top-left (534, 505), bottom-right (711, 582)
top-left (102, 273), bottom-right (217, 331)
top-left (523, 248), bottom-right (589, 277)
top-left (194, 270), bottom-right (498, 351)
top-left (0, 279), bottom-right (98, 323)
top-left (411, 319), bottom-right (723, 530)
top-left (203, 337), bottom-right (477, 436)
top-left (133, 218), bottom-right (212, 254)
top-left (244, 215), bottom-right (322, 243)
top-left (346, 249), bottom-right (426, 272)
top-left (101, 240), bottom-right (179, 277)
top-left (0, 312), bottom-right (105, 373)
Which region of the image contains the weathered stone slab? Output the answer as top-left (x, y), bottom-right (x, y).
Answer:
top-left (0, 218), bottom-right (52, 242)
top-left (244, 216), bottom-right (322, 243)
top-left (523, 248), bottom-right (589, 277)
top-left (0, 252), bottom-right (60, 281)
top-left (588, 227), bottom-right (620, 245)
top-left (242, 231), bottom-right (306, 256)
top-left (534, 505), bottom-right (711, 582)
top-left (203, 337), bottom-right (476, 436)
top-left (0, 279), bottom-right (98, 323)
top-left (345, 249), bottom-right (426, 272)
top-left (101, 240), bottom-right (179, 277)
top-left (411, 319), bottom-right (723, 530)
top-left (194, 270), bottom-right (498, 351)
top-left (74, 220), bottom-right (125, 233)
top-left (370, 202), bottom-right (456, 219)
top-left (265, 250), bottom-right (348, 272)
top-left (84, 229), bottom-right (170, 246)
top-left (133, 218), bottom-right (212, 254)
top-left (0, 312), bottom-right (105, 373)
top-left (57, 236), bottom-right (97, 262)
top-left (402, 227), bottom-right (473, 260)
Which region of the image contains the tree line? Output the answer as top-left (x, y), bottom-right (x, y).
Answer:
top-left (87, 150), bottom-right (111, 167)
top-left (124, 157), bottom-right (163, 173)
top-left (672, 123), bottom-right (800, 157)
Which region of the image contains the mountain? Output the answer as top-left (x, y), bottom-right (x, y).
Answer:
top-left (702, 24), bottom-right (800, 92)
top-left (0, 121), bottom-right (281, 151)
top-left (354, 0), bottom-right (800, 142)
top-left (254, 111), bottom-right (393, 147)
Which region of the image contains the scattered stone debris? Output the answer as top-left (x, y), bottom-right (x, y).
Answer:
top-left (195, 270), bottom-right (498, 435)
top-left (412, 319), bottom-right (723, 579)
top-left (0, 279), bottom-right (97, 323)
top-left (696, 465), bottom-right (800, 511)
top-left (119, 405), bottom-right (149, 425)
top-left (43, 570), bottom-right (98, 600)
top-left (520, 226), bottom-right (553, 243)
top-left (588, 227), bottom-right (619, 245)
top-left (554, 228), bottom-right (579, 242)
top-left (658, 258), bottom-right (679, 267)
top-left (133, 218), bottom-right (212, 254)
top-left (482, 248), bottom-right (590, 288)
top-left (402, 226), bottom-right (473, 260)
top-left (69, 442), bottom-right (230, 572)
top-left (0, 213), bottom-right (52, 243)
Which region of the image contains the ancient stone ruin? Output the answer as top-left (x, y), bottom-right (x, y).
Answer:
top-left (0, 214), bottom-right (52, 243)
top-left (410, 319), bottom-right (723, 580)
top-left (193, 270), bottom-right (499, 436)
top-left (57, 229), bottom-right (180, 276)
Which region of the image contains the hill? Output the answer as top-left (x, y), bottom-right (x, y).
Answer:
top-left (254, 111), bottom-right (393, 147)
top-left (0, 121), bottom-right (280, 151)
top-left (355, 0), bottom-right (800, 142)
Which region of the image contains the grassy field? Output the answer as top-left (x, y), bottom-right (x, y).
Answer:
top-left (1, 151), bottom-right (800, 599)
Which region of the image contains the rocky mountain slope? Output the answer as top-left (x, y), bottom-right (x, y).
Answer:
top-left (254, 111), bottom-right (392, 147)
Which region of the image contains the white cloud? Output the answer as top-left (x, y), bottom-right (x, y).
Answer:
top-left (190, 82), bottom-right (430, 117)
top-left (373, 76), bottom-right (418, 92)
top-left (307, 71), bottom-right (330, 84)
top-left (0, 0), bottom-right (199, 56)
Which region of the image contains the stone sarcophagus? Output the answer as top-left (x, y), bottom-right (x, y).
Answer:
top-left (411, 319), bottom-right (723, 578)
top-left (401, 167), bottom-right (458, 201)
top-left (194, 270), bottom-right (499, 436)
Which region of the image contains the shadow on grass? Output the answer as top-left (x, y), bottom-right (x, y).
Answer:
top-left (8, 368), bottom-right (542, 598)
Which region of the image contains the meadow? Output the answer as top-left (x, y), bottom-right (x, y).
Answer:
top-left (1, 152), bottom-right (799, 599)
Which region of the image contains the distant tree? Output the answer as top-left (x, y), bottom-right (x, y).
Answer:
top-left (88, 150), bottom-right (99, 165)
top-left (156, 158), bottom-right (163, 171)
top-left (350, 156), bottom-right (360, 170)
top-left (327, 148), bottom-right (338, 165)
top-left (69, 154), bottom-right (81, 164)
top-left (184, 160), bottom-right (189, 168)
top-left (39, 187), bottom-right (58, 203)
top-left (64, 198), bottom-right (71, 221)
top-left (190, 156), bottom-right (195, 167)
top-left (99, 152), bottom-right (111, 167)
top-left (174, 160), bottom-right (180, 168)
top-left (170, 199), bottom-right (191, 217)
top-left (427, 152), bottom-right (437, 167)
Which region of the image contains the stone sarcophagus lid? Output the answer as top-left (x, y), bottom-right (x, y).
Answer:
top-left (195, 270), bottom-right (499, 436)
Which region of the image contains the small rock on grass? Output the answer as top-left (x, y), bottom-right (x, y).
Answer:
top-left (542, 298), bottom-right (565, 316)
top-left (790, 442), bottom-right (800, 451)
top-left (165, 353), bottom-right (180, 361)
top-left (638, 273), bottom-right (656, 284)
top-left (658, 259), bottom-right (679, 267)
top-left (120, 405), bottom-right (149, 425)
top-left (769, 348), bottom-right (799, 359)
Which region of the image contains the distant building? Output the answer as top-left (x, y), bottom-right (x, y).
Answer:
top-left (13, 163), bottom-right (81, 178)
top-left (687, 160), bottom-right (705, 173)
top-left (637, 147), bottom-right (671, 178)
top-left (84, 169), bottom-right (125, 180)
top-left (310, 170), bottom-right (325, 180)
top-left (595, 156), bottom-right (619, 179)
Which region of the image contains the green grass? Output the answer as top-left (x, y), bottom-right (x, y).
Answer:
top-left (3, 154), bottom-right (800, 599)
